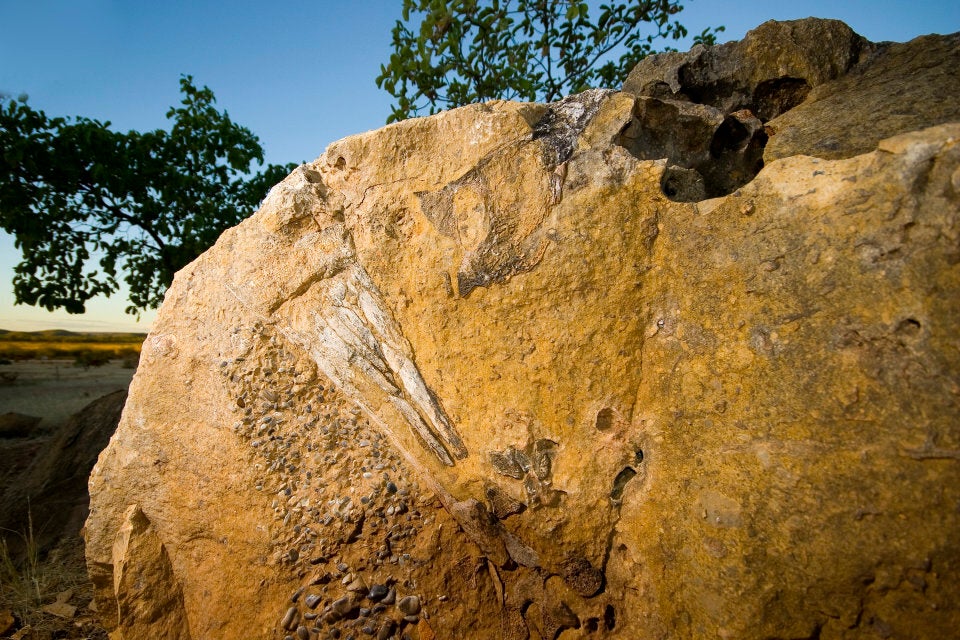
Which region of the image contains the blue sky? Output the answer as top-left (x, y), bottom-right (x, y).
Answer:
top-left (1, 0), bottom-right (957, 332)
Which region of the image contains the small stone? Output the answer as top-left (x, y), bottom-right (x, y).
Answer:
top-left (367, 584), bottom-right (389, 601)
top-left (296, 625), bottom-right (310, 640)
top-left (381, 587), bottom-right (396, 605)
top-left (305, 594), bottom-right (322, 609)
top-left (403, 614), bottom-right (419, 623)
top-left (397, 595), bottom-right (420, 616)
top-left (332, 596), bottom-right (356, 617)
top-left (322, 611), bottom-right (342, 625)
top-left (376, 620), bottom-right (396, 640)
top-left (282, 606), bottom-right (300, 630)
top-left (347, 576), bottom-right (368, 593)
top-left (292, 587), bottom-right (305, 602)
top-left (359, 607), bottom-right (371, 617)
top-left (560, 556), bottom-right (605, 597)
top-left (362, 625), bottom-right (376, 635)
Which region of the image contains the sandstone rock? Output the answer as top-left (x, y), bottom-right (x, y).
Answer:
top-left (764, 32), bottom-right (960, 161)
top-left (106, 505), bottom-right (191, 639)
top-left (623, 18), bottom-right (871, 117)
top-left (87, 19), bottom-right (960, 640)
top-left (620, 18), bottom-right (873, 201)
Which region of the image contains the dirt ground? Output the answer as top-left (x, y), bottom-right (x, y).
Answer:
top-left (1, 360), bottom-right (132, 640)
top-left (0, 360), bottom-right (135, 430)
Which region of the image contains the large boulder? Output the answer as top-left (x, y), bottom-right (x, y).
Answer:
top-left (86, 19), bottom-right (960, 639)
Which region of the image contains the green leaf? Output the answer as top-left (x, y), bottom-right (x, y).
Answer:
top-left (376, 0), bottom-right (714, 119)
top-left (0, 77), bottom-right (292, 314)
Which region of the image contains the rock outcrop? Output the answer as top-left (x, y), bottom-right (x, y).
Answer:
top-left (86, 19), bottom-right (960, 639)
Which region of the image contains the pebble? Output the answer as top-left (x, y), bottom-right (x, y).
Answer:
top-left (281, 606), bottom-right (299, 630)
top-left (376, 621), bottom-right (396, 640)
top-left (296, 626), bottom-right (310, 640)
top-left (397, 595), bottom-right (420, 616)
top-left (367, 584), bottom-right (389, 601)
top-left (322, 611), bottom-right (341, 625)
top-left (305, 594), bottom-right (322, 609)
top-left (347, 576), bottom-right (368, 593)
top-left (331, 596), bottom-right (355, 617)
top-left (381, 588), bottom-right (396, 605)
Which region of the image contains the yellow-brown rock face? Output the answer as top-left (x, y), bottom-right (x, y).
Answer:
top-left (87, 19), bottom-right (960, 640)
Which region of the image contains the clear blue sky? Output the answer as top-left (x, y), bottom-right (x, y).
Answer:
top-left (1, 0), bottom-right (957, 332)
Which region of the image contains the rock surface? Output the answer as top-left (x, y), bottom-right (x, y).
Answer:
top-left (86, 19), bottom-right (960, 639)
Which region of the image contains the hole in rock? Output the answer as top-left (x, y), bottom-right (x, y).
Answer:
top-left (635, 449), bottom-right (644, 464)
top-left (595, 407), bottom-right (615, 431)
top-left (585, 618), bottom-right (600, 632)
top-left (661, 166), bottom-right (706, 202)
top-left (604, 604), bottom-right (617, 630)
top-left (752, 77), bottom-right (811, 121)
top-left (697, 114), bottom-right (768, 199)
top-left (610, 467), bottom-right (638, 501)
top-left (618, 100), bottom-right (769, 202)
top-left (709, 116), bottom-right (751, 158)
top-left (896, 318), bottom-right (922, 337)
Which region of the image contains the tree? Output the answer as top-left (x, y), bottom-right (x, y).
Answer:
top-left (377, 0), bottom-right (723, 122)
top-left (0, 76), bottom-right (295, 314)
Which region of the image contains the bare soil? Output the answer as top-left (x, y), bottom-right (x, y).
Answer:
top-left (1, 360), bottom-right (131, 640)
top-left (0, 360), bottom-right (135, 430)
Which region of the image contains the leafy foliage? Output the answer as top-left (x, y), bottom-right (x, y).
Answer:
top-left (0, 76), bottom-right (295, 314)
top-left (377, 0), bottom-right (723, 122)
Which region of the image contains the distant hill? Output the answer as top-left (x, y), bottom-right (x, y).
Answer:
top-left (0, 329), bottom-right (146, 342)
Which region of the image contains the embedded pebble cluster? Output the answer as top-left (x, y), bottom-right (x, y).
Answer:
top-left (216, 323), bottom-right (450, 639)
top-left (214, 322), bottom-right (617, 638)
top-left (488, 438), bottom-right (564, 509)
top-left (279, 576), bottom-right (423, 640)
